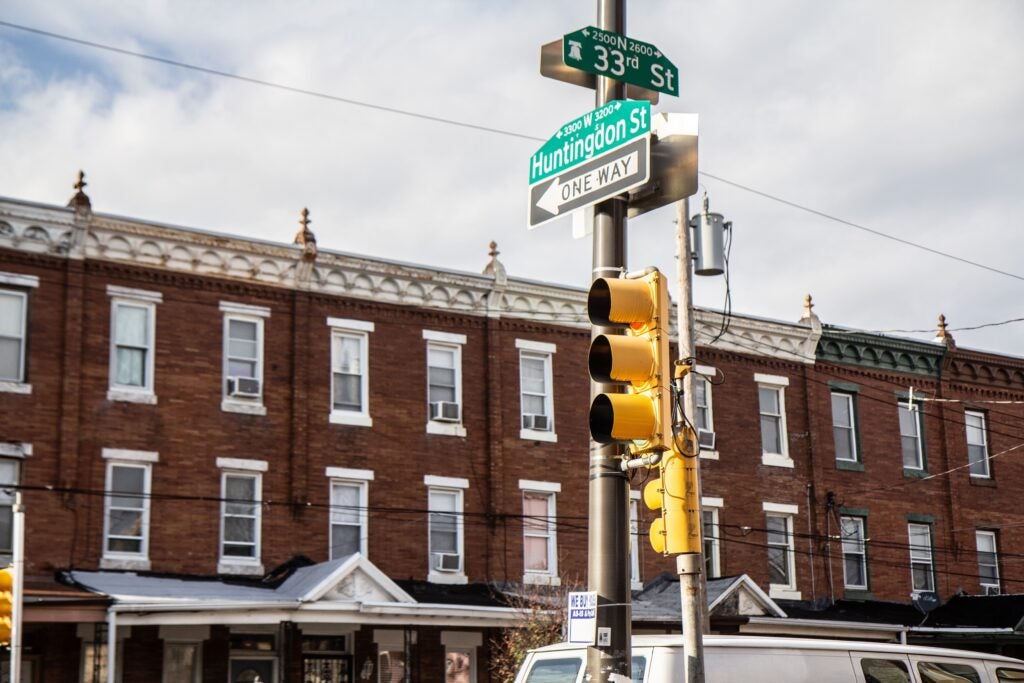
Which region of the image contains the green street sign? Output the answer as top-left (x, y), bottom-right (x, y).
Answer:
top-left (529, 100), bottom-right (650, 185)
top-left (562, 26), bottom-right (678, 97)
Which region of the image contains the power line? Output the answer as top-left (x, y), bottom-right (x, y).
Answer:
top-left (3, 18), bottom-right (1024, 286)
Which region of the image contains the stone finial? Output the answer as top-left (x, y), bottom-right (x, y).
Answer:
top-left (799, 293), bottom-right (819, 324)
top-left (67, 170), bottom-right (91, 210)
top-left (935, 313), bottom-right (956, 348)
top-left (293, 208), bottom-right (317, 262)
top-left (483, 240), bottom-right (507, 286)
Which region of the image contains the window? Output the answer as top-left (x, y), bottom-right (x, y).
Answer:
top-left (756, 375), bottom-right (791, 467)
top-left (977, 530), bottom-right (1000, 594)
top-left (918, 662), bottom-right (981, 683)
top-left (327, 467), bottom-right (373, 559)
top-left (629, 492), bottom-right (642, 588)
top-left (107, 286), bottom-right (161, 402)
top-left (860, 659), bottom-right (910, 683)
top-left (899, 402), bottom-right (925, 471)
top-left (217, 458), bottom-right (266, 574)
top-left (702, 505), bottom-right (721, 579)
top-left (101, 449), bottom-right (157, 570)
top-left (908, 523), bottom-right (935, 593)
top-left (0, 289), bottom-right (27, 384)
top-left (0, 273), bottom-right (39, 392)
top-left (965, 411), bottom-right (990, 478)
top-left (163, 642), bottom-right (201, 683)
top-left (763, 502), bottom-right (799, 597)
top-left (841, 516), bottom-right (868, 590)
top-left (831, 392), bottom-right (858, 463)
top-left (424, 331), bottom-right (467, 437)
top-left (520, 480), bottom-right (560, 584)
top-left (442, 632), bottom-right (482, 683)
top-left (0, 459), bottom-right (20, 555)
top-left (220, 302), bottom-right (269, 415)
top-left (328, 318), bottom-right (374, 427)
top-left (517, 340), bottom-right (556, 442)
top-left (426, 475), bottom-right (468, 583)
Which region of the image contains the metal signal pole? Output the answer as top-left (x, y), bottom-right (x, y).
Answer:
top-left (587, 0), bottom-right (631, 680)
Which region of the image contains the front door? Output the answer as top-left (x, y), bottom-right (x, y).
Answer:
top-left (230, 658), bottom-right (276, 683)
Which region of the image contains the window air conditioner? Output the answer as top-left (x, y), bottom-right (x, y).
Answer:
top-left (523, 414), bottom-right (550, 431)
top-left (228, 376), bottom-right (262, 398)
top-left (430, 401), bottom-right (461, 423)
top-left (984, 584), bottom-right (1001, 596)
top-left (697, 428), bottom-right (716, 451)
top-left (433, 552), bottom-right (461, 572)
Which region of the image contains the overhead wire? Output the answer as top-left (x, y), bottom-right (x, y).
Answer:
top-left (1, 19), bottom-right (1024, 286)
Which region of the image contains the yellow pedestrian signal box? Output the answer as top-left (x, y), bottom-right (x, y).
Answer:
top-left (644, 439), bottom-right (702, 555)
top-left (587, 269), bottom-right (672, 453)
top-left (0, 564), bottom-right (13, 645)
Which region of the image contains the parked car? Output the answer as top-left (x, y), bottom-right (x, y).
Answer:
top-left (515, 635), bottom-right (1024, 683)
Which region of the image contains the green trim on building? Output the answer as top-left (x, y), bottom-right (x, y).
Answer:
top-left (817, 327), bottom-right (945, 377)
top-left (905, 512), bottom-right (936, 524)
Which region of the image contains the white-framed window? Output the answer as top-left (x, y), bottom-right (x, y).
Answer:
top-left (217, 458), bottom-right (266, 575)
top-left (899, 402), bottom-right (925, 471)
top-left (424, 331), bottom-right (467, 437)
top-left (629, 490), bottom-right (642, 589)
top-left (517, 340), bottom-right (556, 442)
top-left (520, 480), bottom-right (560, 585)
top-left (763, 502), bottom-right (799, 598)
top-left (375, 630), bottom-right (408, 683)
top-left (694, 365), bottom-right (718, 460)
top-left (831, 392), bottom-right (859, 463)
top-left (107, 285), bottom-right (162, 403)
top-left (976, 530), bottom-right (1000, 595)
top-left (756, 374), bottom-right (791, 467)
top-left (965, 411), bottom-right (990, 478)
top-left (327, 467), bottom-right (374, 559)
top-left (0, 458), bottom-right (20, 555)
top-left (441, 631), bottom-right (482, 683)
top-left (328, 318), bottom-right (374, 427)
top-left (841, 516), bottom-right (868, 590)
top-left (426, 475), bottom-right (468, 584)
top-left (220, 302), bottom-right (270, 416)
top-left (908, 522), bottom-right (935, 593)
top-left (101, 448), bottom-right (157, 570)
top-left (702, 496), bottom-right (723, 579)
top-left (0, 272), bottom-right (39, 393)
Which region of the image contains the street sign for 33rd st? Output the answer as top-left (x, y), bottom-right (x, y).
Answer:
top-left (562, 26), bottom-right (678, 97)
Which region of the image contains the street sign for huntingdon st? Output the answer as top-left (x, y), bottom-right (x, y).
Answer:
top-left (528, 100), bottom-right (650, 229)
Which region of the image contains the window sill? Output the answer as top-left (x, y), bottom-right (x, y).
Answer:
top-left (218, 560), bottom-right (264, 576)
top-left (520, 428), bottom-right (557, 443)
top-left (426, 421), bottom-right (467, 437)
top-left (428, 571), bottom-right (468, 585)
top-left (221, 399), bottom-right (267, 416)
top-left (969, 475), bottom-right (996, 487)
top-left (761, 453), bottom-right (794, 468)
top-left (768, 586), bottom-right (801, 600)
top-left (0, 381), bottom-right (31, 395)
top-left (903, 468), bottom-right (929, 479)
top-left (836, 460), bottom-right (865, 472)
top-left (329, 411), bottom-right (373, 427)
top-left (107, 388), bottom-right (157, 404)
top-left (523, 573), bottom-right (561, 586)
top-left (631, 580), bottom-right (644, 592)
top-left (699, 450), bottom-right (719, 461)
top-left (101, 556), bottom-right (151, 571)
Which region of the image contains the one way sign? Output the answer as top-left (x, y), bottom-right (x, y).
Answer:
top-left (528, 135), bottom-right (650, 229)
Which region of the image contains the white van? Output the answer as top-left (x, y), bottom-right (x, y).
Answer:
top-left (515, 635), bottom-right (1024, 683)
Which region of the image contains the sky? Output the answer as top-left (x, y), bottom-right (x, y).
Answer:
top-left (1, 1), bottom-right (1023, 354)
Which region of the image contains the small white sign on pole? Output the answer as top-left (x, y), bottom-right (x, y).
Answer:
top-left (567, 591), bottom-right (598, 644)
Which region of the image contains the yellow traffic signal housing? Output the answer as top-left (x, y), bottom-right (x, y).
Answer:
top-left (644, 439), bottom-right (702, 556)
top-left (587, 270), bottom-right (672, 453)
top-left (0, 564), bottom-right (12, 645)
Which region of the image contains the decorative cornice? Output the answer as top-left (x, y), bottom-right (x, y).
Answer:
top-left (0, 196), bottom-right (817, 362)
top-left (817, 326), bottom-right (945, 378)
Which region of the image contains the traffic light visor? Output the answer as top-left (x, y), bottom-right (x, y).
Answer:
top-left (589, 393), bottom-right (657, 443)
top-left (589, 335), bottom-right (657, 384)
top-left (588, 277), bottom-right (656, 327)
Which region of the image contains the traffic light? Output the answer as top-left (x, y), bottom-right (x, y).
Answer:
top-left (587, 269), bottom-right (672, 453)
top-left (644, 439), bottom-right (702, 555)
top-left (0, 564), bottom-right (12, 645)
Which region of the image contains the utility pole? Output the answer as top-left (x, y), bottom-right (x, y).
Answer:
top-left (10, 492), bottom-right (24, 683)
top-left (587, 0), bottom-right (631, 679)
top-left (675, 199), bottom-right (705, 683)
